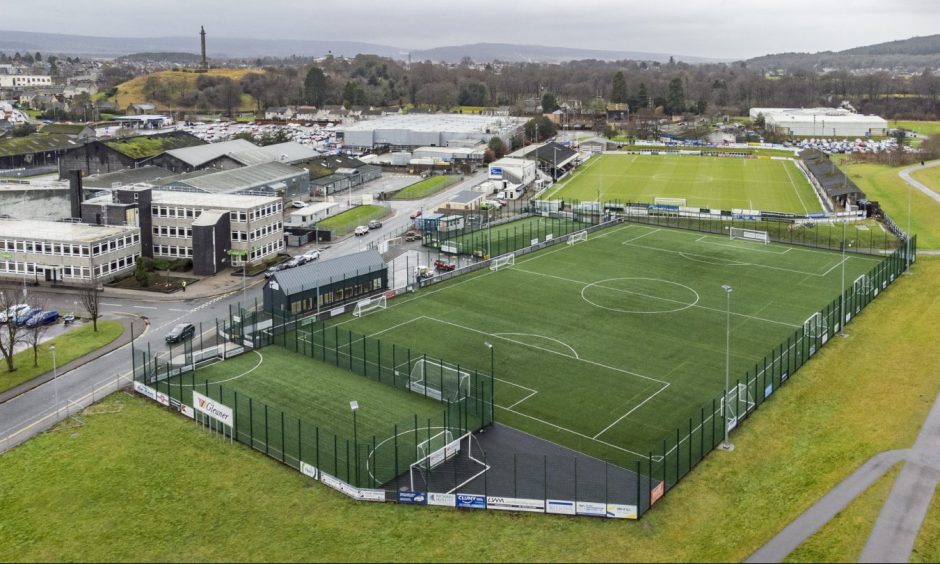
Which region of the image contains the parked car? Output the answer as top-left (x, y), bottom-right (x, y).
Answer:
top-left (63, 312), bottom-right (75, 326)
top-left (291, 201), bottom-right (308, 209)
top-left (367, 220), bottom-right (383, 229)
top-left (354, 225), bottom-right (369, 236)
top-left (302, 250), bottom-right (320, 262)
top-left (26, 310), bottom-right (58, 327)
top-left (285, 257), bottom-right (303, 268)
top-left (1, 304), bottom-right (30, 323)
top-left (409, 210), bottom-right (423, 220)
top-left (165, 323), bottom-right (196, 344)
top-left (15, 307), bottom-right (42, 326)
top-left (264, 266), bottom-right (279, 279)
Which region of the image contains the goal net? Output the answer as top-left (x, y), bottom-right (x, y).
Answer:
top-left (803, 312), bottom-right (828, 340)
top-left (567, 230), bottom-right (588, 245)
top-left (721, 382), bottom-right (755, 432)
top-left (489, 254), bottom-right (515, 271)
top-left (853, 274), bottom-right (873, 298)
top-left (409, 357), bottom-right (472, 402)
top-left (409, 431), bottom-right (489, 493)
top-left (352, 295), bottom-right (386, 318)
top-left (654, 197), bottom-right (687, 207)
top-left (730, 227), bottom-right (770, 244)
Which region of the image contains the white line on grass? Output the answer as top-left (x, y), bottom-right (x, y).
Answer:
top-left (783, 160), bottom-right (812, 215)
top-left (424, 315), bottom-right (669, 385)
top-left (506, 389), bottom-right (539, 410)
top-left (694, 235), bottom-right (792, 255)
top-left (179, 349), bottom-right (264, 386)
top-left (620, 228), bottom-right (662, 244)
top-left (492, 332), bottom-right (580, 359)
top-left (593, 382), bottom-right (671, 439)
top-left (512, 267), bottom-right (801, 328)
top-left (820, 256), bottom-right (850, 277)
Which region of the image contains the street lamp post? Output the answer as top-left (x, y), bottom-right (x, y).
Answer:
top-left (50, 345), bottom-right (58, 418)
top-left (906, 179), bottom-right (913, 274)
top-left (720, 285), bottom-right (734, 452)
top-left (484, 342), bottom-right (494, 423)
top-left (840, 221), bottom-right (847, 337)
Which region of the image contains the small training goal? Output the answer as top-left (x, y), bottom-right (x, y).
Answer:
top-left (409, 431), bottom-right (489, 494)
top-left (721, 382), bottom-right (755, 432)
top-left (729, 227), bottom-right (770, 244)
top-left (567, 230), bottom-right (588, 245)
top-left (409, 357), bottom-right (472, 402)
top-left (352, 295), bottom-right (386, 317)
top-left (803, 312), bottom-right (828, 340)
top-left (489, 254), bottom-right (515, 271)
top-left (853, 274), bottom-right (873, 297)
top-left (654, 197), bottom-right (687, 207)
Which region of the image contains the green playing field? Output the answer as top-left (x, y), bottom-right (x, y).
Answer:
top-left (541, 154), bottom-right (823, 214)
top-left (322, 223), bottom-right (880, 469)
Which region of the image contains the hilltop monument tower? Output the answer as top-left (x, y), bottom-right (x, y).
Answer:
top-left (198, 26), bottom-right (208, 72)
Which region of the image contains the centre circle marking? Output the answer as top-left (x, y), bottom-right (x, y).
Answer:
top-left (580, 277), bottom-right (700, 314)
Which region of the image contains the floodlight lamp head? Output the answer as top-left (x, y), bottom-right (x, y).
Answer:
top-left (484, 341), bottom-right (493, 349)
top-left (721, 285), bottom-right (733, 293)
top-left (349, 400), bottom-right (359, 411)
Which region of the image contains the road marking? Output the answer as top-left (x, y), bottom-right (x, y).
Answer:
top-left (101, 302), bottom-right (122, 307)
top-left (168, 308), bottom-right (190, 312)
top-left (132, 305), bottom-right (158, 310)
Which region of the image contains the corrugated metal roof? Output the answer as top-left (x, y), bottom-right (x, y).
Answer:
top-left (270, 249), bottom-right (386, 295)
top-left (83, 165), bottom-right (173, 188)
top-left (0, 134), bottom-right (81, 158)
top-left (449, 190), bottom-right (483, 204)
top-left (171, 161), bottom-right (307, 193)
top-left (163, 139), bottom-right (258, 167)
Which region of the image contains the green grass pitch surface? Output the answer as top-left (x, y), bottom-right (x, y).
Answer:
top-left (440, 216), bottom-right (589, 256)
top-left (326, 223), bottom-right (879, 470)
top-left (161, 346), bottom-right (447, 486)
top-left (541, 154), bottom-right (823, 214)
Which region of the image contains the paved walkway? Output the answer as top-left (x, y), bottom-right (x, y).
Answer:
top-left (898, 159), bottom-right (940, 206)
top-left (747, 389), bottom-right (940, 563)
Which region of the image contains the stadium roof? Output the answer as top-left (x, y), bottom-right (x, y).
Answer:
top-left (168, 161), bottom-right (306, 193)
top-left (161, 139), bottom-right (258, 167)
top-left (270, 249), bottom-right (385, 295)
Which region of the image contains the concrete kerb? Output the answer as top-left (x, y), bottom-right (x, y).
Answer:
top-left (0, 315), bottom-right (148, 404)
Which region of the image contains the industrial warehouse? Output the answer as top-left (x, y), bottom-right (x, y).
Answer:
top-left (338, 113), bottom-right (524, 150)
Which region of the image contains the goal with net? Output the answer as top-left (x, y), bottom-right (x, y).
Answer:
top-left (409, 431), bottom-right (489, 493)
top-left (721, 382), bottom-right (755, 432)
top-left (654, 197), bottom-right (687, 207)
top-left (409, 357), bottom-right (472, 401)
top-left (803, 312), bottom-right (828, 342)
top-left (567, 230), bottom-right (588, 245)
top-left (352, 295), bottom-right (386, 318)
top-left (489, 254), bottom-right (515, 271)
top-left (729, 227), bottom-right (770, 244)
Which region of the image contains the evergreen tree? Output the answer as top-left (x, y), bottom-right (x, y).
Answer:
top-left (611, 71), bottom-right (628, 103)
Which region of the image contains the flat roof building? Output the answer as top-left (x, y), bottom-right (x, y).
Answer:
top-left (749, 107), bottom-right (889, 138)
top-left (339, 114), bottom-right (524, 150)
top-left (0, 218), bottom-right (140, 283)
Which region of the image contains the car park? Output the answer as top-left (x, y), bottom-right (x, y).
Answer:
top-left (367, 220), bottom-right (383, 229)
top-left (354, 225), bottom-right (369, 236)
top-left (165, 323), bottom-right (196, 344)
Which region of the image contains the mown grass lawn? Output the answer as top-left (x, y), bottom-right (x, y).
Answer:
top-left (911, 165), bottom-right (940, 198)
top-left (391, 176), bottom-right (458, 200)
top-left (316, 205), bottom-right (390, 236)
top-left (1, 258), bottom-right (938, 562)
top-left (890, 120), bottom-right (940, 137)
top-left (0, 320), bottom-right (123, 394)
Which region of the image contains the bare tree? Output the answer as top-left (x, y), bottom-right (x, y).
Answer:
top-left (22, 299), bottom-right (49, 368)
top-left (80, 266), bottom-right (101, 332)
top-left (0, 288), bottom-right (26, 373)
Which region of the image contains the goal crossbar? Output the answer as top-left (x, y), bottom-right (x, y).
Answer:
top-left (720, 382), bottom-right (755, 432)
top-left (409, 431), bottom-right (489, 493)
top-left (654, 197), bottom-right (687, 207)
top-left (353, 295), bottom-right (386, 317)
top-left (567, 230), bottom-right (588, 245)
top-left (409, 357), bottom-right (472, 402)
top-left (490, 254), bottom-right (515, 271)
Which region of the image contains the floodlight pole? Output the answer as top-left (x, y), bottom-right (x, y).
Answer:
top-left (720, 285), bottom-right (734, 452)
top-left (840, 221), bottom-right (847, 337)
top-left (485, 342), bottom-right (495, 424)
top-left (906, 180), bottom-right (913, 274)
top-left (350, 400), bottom-right (359, 485)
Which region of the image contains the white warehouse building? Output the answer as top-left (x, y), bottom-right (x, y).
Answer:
top-left (339, 114), bottom-right (524, 150)
top-left (749, 107), bottom-right (888, 137)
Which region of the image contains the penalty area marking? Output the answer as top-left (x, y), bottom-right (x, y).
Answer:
top-left (177, 349), bottom-right (264, 386)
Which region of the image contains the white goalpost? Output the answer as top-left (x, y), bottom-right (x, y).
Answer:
top-left (409, 357), bottom-right (472, 402)
top-left (567, 230), bottom-right (588, 245)
top-left (721, 382), bottom-right (755, 432)
top-left (409, 431), bottom-right (489, 493)
top-left (803, 312), bottom-right (828, 340)
top-left (853, 274), bottom-right (873, 297)
top-left (654, 197), bottom-right (687, 207)
top-left (352, 295), bottom-right (386, 317)
top-left (489, 254), bottom-right (515, 271)
top-left (729, 227), bottom-right (770, 244)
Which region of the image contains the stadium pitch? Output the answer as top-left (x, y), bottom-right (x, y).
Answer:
top-left (541, 154), bottom-right (823, 214)
top-left (326, 223), bottom-right (877, 469)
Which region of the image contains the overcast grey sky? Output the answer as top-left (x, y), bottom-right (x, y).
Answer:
top-left (2, 0), bottom-right (938, 59)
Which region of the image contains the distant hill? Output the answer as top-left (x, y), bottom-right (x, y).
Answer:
top-left (410, 42), bottom-right (721, 64)
top-left (744, 34), bottom-right (940, 71)
top-left (118, 52), bottom-right (203, 63)
top-left (110, 69), bottom-right (260, 112)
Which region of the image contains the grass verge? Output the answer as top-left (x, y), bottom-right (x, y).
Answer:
top-left (784, 463), bottom-right (901, 563)
top-left (912, 481), bottom-right (940, 563)
top-left (911, 165), bottom-right (940, 198)
top-left (0, 258), bottom-right (938, 561)
top-left (391, 176), bottom-right (459, 200)
top-left (0, 320), bottom-right (124, 394)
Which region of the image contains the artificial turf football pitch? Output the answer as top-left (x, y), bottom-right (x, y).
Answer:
top-left (541, 154), bottom-right (823, 215)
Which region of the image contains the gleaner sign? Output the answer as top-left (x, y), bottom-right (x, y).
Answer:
top-left (192, 391), bottom-right (234, 427)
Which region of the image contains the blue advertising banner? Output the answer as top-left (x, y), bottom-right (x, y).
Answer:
top-left (455, 494), bottom-right (486, 509)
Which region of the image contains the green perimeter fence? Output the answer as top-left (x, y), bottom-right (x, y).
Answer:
top-left (132, 314), bottom-right (494, 491)
top-left (642, 235), bottom-right (916, 510)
